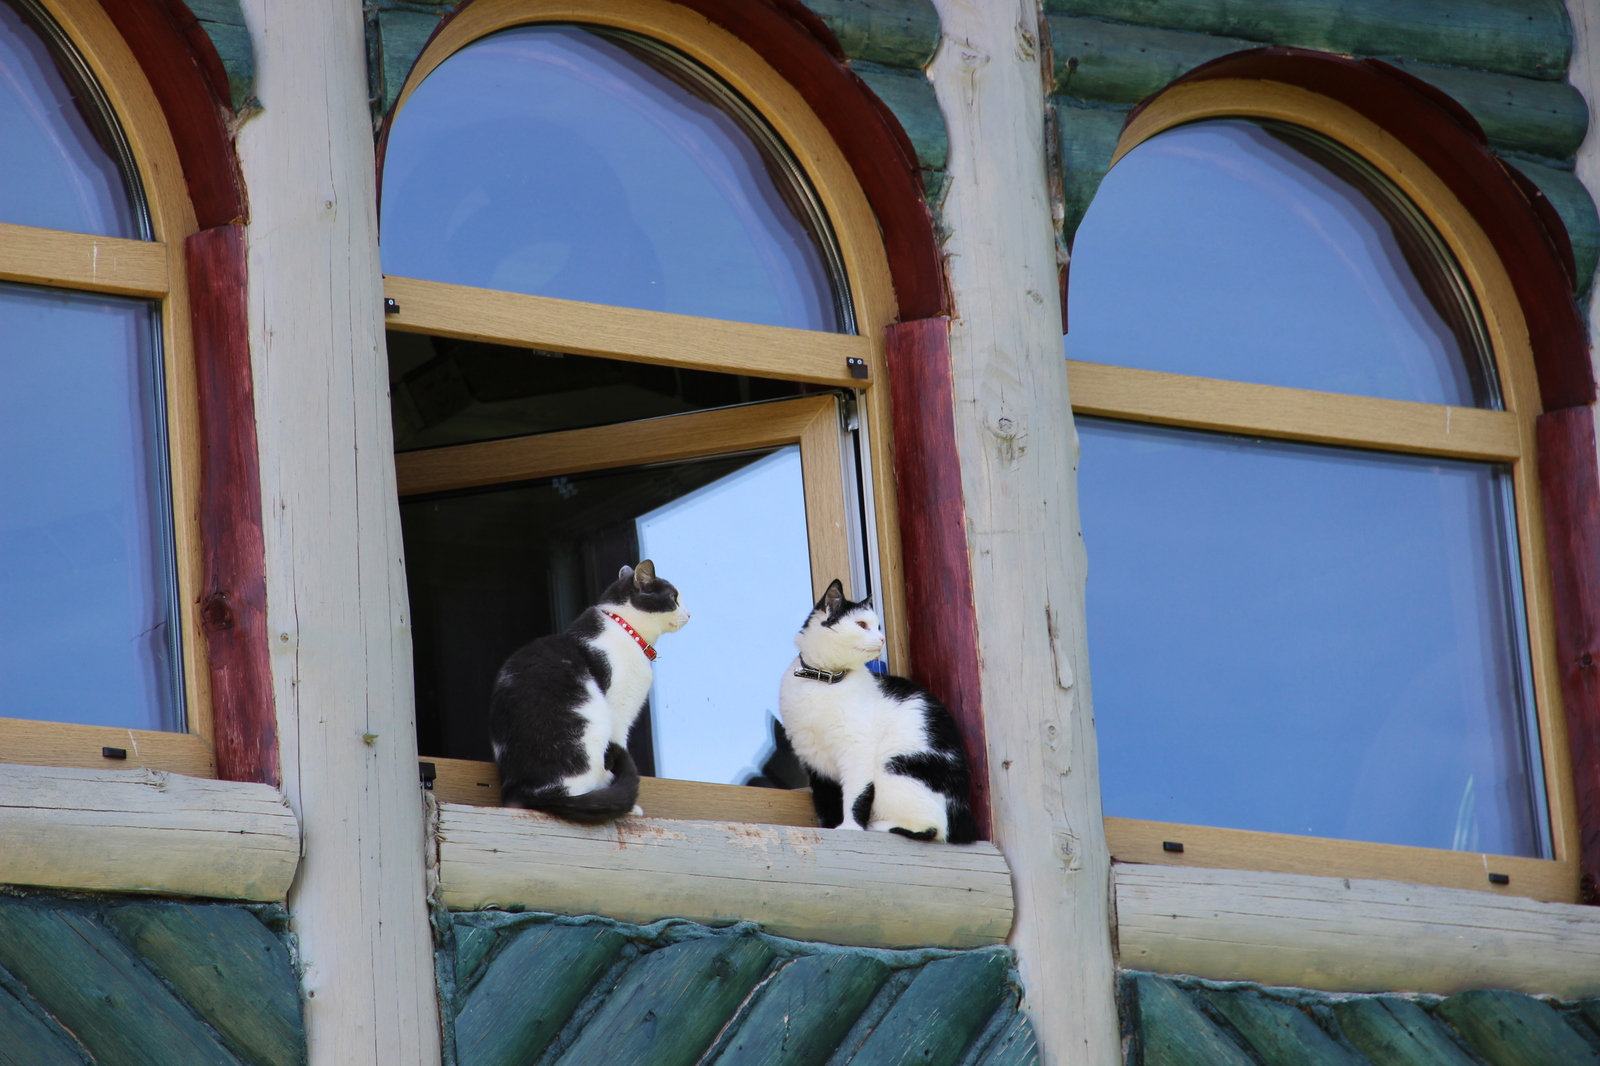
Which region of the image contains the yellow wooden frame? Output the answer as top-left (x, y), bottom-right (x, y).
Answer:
top-left (0, 0), bottom-right (214, 775)
top-left (1082, 80), bottom-right (1579, 902)
top-left (386, 0), bottom-right (908, 670)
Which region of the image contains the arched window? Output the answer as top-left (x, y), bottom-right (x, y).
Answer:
top-left (1, 0), bottom-right (208, 772)
top-left (1068, 84), bottom-right (1576, 899)
top-left (380, 9), bottom-right (899, 815)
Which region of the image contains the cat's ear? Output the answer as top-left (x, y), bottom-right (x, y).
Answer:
top-left (860, 595), bottom-right (874, 610)
top-left (819, 578), bottom-right (845, 615)
top-left (617, 565), bottom-right (635, 583)
top-left (633, 559), bottom-right (656, 586)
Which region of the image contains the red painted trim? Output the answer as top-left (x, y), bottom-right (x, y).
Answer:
top-left (380, 0), bottom-right (945, 319)
top-left (886, 318), bottom-right (990, 837)
top-left (1537, 407), bottom-right (1600, 904)
top-left (188, 225), bottom-right (278, 786)
top-left (99, 0), bottom-right (245, 227)
top-left (1128, 48), bottom-right (1593, 411)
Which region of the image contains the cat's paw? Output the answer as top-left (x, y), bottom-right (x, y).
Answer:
top-left (630, 805), bottom-right (644, 817)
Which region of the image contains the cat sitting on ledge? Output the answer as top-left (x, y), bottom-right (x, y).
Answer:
top-left (779, 579), bottom-right (979, 844)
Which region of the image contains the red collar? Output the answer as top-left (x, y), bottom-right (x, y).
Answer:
top-left (604, 612), bottom-right (657, 661)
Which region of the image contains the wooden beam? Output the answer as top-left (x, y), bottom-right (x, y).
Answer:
top-left (0, 763), bottom-right (298, 900)
top-left (1115, 862), bottom-right (1600, 998)
top-left (1106, 817), bottom-right (1577, 904)
top-left (431, 801), bottom-right (1014, 949)
top-left (383, 275), bottom-right (871, 388)
top-left (1067, 361), bottom-right (1523, 461)
top-left (0, 222), bottom-right (168, 298)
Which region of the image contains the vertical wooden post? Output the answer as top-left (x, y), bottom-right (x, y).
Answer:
top-left (927, 1), bottom-right (1119, 1062)
top-left (232, 0), bottom-right (441, 1062)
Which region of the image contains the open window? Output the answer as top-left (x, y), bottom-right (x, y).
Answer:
top-left (0, 0), bottom-right (213, 778)
top-left (1067, 78), bottom-right (1581, 901)
top-left (380, 6), bottom-right (905, 822)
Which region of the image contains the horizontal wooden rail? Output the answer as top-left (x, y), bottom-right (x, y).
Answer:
top-left (0, 717), bottom-right (216, 778)
top-left (0, 222), bottom-right (169, 298)
top-left (432, 801), bottom-right (1013, 948)
top-left (1106, 817), bottom-right (1577, 903)
top-left (383, 275), bottom-right (871, 388)
top-left (397, 394), bottom-right (836, 496)
top-left (1068, 361), bottom-right (1523, 462)
top-left (0, 763), bottom-right (299, 900)
top-left (1116, 863), bottom-right (1600, 997)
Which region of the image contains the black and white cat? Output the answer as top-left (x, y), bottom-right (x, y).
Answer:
top-left (488, 560), bottom-right (688, 823)
top-left (778, 579), bottom-right (978, 844)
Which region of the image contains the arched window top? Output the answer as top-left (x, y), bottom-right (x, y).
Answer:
top-left (0, 0), bottom-right (144, 239)
top-left (1067, 118), bottom-right (1496, 409)
top-left (381, 22), bottom-right (850, 333)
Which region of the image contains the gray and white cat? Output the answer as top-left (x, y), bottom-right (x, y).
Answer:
top-left (488, 560), bottom-right (689, 822)
top-left (778, 579), bottom-right (978, 843)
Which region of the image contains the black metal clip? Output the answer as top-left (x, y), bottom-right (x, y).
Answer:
top-left (384, 297), bottom-right (401, 315)
top-left (1162, 841), bottom-right (1184, 853)
top-left (846, 357), bottom-right (868, 380)
top-left (1488, 872), bottom-right (1510, 885)
top-left (419, 761), bottom-right (437, 790)
top-left (102, 747), bottom-right (127, 760)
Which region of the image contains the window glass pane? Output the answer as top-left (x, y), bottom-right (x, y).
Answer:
top-left (1078, 417), bottom-right (1547, 857)
top-left (381, 24), bottom-right (846, 332)
top-left (0, 0), bottom-right (140, 238)
top-left (403, 441), bottom-right (812, 785)
top-left (1066, 120), bottom-right (1495, 408)
top-left (0, 282), bottom-right (180, 730)
top-left (388, 331), bottom-right (805, 452)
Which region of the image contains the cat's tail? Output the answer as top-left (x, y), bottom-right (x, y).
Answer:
top-left (510, 744), bottom-right (641, 825)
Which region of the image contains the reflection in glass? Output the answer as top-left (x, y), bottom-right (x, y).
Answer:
top-left (387, 331), bottom-right (805, 451)
top-left (0, 0), bottom-right (141, 238)
top-left (382, 24), bottom-right (846, 331)
top-left (1078, 418), bottom-right (1548, 857)
top-left (1066, 119), bottom-right (1494, 407)
top-left (0, 283), bottom-right (180, 730)
top-left (403, 442), bottom-right (813, 785)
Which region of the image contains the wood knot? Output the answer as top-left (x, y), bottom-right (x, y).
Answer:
top-left (201, 592), bottom-right (236, 631)
top-left (1583, 651), bottom-right (1595, 670)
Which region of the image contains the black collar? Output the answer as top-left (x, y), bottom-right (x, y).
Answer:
top-left (794, 658), bottom-right (850, 684)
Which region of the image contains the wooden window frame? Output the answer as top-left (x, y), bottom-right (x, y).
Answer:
top-left (0, 0), bottom-right (217, 779)
top-left (383, 0), bottom-right (924, 824)
top-left (1078, 71), bottom-right (1584, 904)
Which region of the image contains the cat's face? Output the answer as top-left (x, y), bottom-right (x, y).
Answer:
top-left (795, 578), bottom-right (883, 666)
top-left (603, 560), bottom-right (690, 632)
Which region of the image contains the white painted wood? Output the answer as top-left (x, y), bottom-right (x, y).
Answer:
top-left (433, 802), bottom-right (1014, 949)
top-left (233, 1), bottom-right (440, 1063)
top-left (0, 763), bottom-right (298, 900)
top-left (1117, 862), bottom-right (1600, 998)
top-left (928, 3), bottom-right (1119, 1064)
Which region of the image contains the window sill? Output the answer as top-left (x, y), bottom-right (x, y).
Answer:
top-left (426, 797), bottom-right (1013, 949)
top-left (0, 763), bottom-right (298, 900)
top-left (1115, 862), bottom-right (1600, 998)
top-left (0, 716), bottom-right (216, 777)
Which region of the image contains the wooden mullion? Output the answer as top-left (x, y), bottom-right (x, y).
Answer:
top-left (382, 275), bottom-right (871, 388)
top-left (0, 222), bottom-right (168, 298)
top-left (1068, 360), bottom-right (1522, 462)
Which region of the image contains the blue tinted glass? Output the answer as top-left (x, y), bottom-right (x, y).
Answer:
top-left (1078, 418), bottom-right (1546, 857)
top-left (381, 24), bottom-right (843, 331)
top-left (0, 283), bottom-right (180, 730)
top-left (1066, 120), bottom-right (1492, 407)
top-left (0, 0), bottom-right (139, 237)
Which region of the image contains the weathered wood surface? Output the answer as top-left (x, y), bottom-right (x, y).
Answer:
top-left (848, 952), bottom-right (1010, 1066)
top-left (1043, 0), bottom-right (1572, 81)
top-left (1390, 60), bottom-right (1588, 159)
top-left (0, 717), bottom-right (216, 777)
top-left (1130, 974), bottom-right (1254, 1066)
top-left (1116, 862), bottom-right (1600, 996)
top-left (0, 977), bottom-right (83, 1066)
top-left (234, 0), bottom-right (442, 1061)
top-left (1332, 997), bottom-right (1482, 1066)
top-left (1053, 100), bottom-right (1127, 241)
top-left (801, 0), bottom-right (940, 69)
top-left (711, 954), bottom-right (890, 1066)
top-left (554, 936), bottom-right (776, 1066)
top-left (0, 900), bottom-right (248, 1066)
top-left (0, 763), bottom-right (297, 900)
top-left (433, 803), bottom-right (1013, 949)
top-left (1536, 392), bottom-right (1600, 909)
top-left (977, 1013), bottom-right (1041, 1066)
top-left (1503, 158), bottom-right (1600, 296)
top-left (105, 902), bottom-right (305, 1066)
top-left (1435, 989), bottom-right (1600, 1065)
top-left (1200, 988), bottom-right (1366, 1066)
top-left (454, 925), bottom-right (625, 1066)
top-left (929, 1), bottom-right (1120, 1063)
